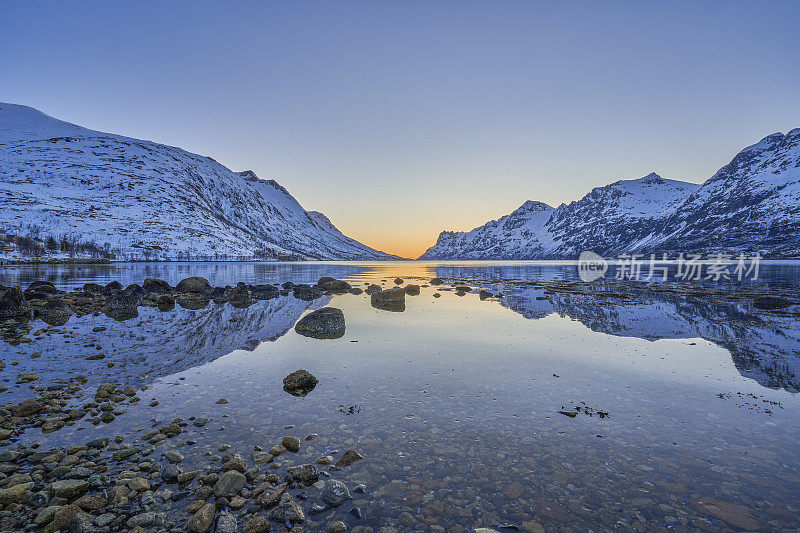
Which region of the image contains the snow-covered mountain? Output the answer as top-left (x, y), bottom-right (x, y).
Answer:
top-left (0, 103), bottom-right (397, 260)
top-left (421, 130), bottom-right (800, 259)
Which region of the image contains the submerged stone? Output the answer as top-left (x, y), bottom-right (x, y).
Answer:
top-left (295, 307), bottom-right (346, 339)
top-left (283, 369), bottom-right (318, 396)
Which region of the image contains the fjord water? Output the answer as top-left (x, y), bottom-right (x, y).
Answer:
top-left (2, 261), bottom-right (799, 531)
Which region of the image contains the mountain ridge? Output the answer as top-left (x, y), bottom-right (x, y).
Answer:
top-left (0, 103), bottom-right (399, 261)
top-left (420, 131), bottom-right (800, 260)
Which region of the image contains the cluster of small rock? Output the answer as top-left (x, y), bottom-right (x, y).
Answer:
top-left (0, 414), bottom-right (366, 532)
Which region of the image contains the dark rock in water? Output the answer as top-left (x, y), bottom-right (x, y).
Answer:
top-left (365, 284), bottom-right (382, 295)
top-left (295, 307), bottom-right (346, 339)
top-left (25, 280), bottom-right (59, 297)
top-left (0, 287), bottom-right (32, 319)
top-left (283, 370), bottom-right (318, 397)
top-left (318, 279), bottom-right (351, 292)
top-left (210, 286), bottom-right (231, 302)
top-left (479, 290), bottom-right (493, 300)
top-left (753, 296), bottom-right (792, 310)
top-left (251, 284), bottom-right (279, 300)
top-left (286, 463), bottom-right (320, 484)
top-left (371, 287), bottom-right (406, 312)
top-left (429, 277), bottom-right (443, 285)
top-left (268, 497), bottom-right (306, 525)
top-left (335, 449), bottom-right (364, 467)
top-left (104, 292), bottom-right (140, 321)
top-left (124, 283), bottom-right (148, 298)
top-left (293, 285), bottom-right (324, 301)
top-left (317, 276), bottom-right (336, 286)
top-left (82, 283), bottom-right (104, 294)
top-left (257, 482), bottom-right (288, 510)
top-left (161, 463), bottom-right (181, 483)
top-left (176, 276), bottom-right (212, 294)
top-left (176, 297), bottom-right (210, 310)
top-left (39, 299), bottom-right (73, 326)
top-left (215, 470), bottom-right (247, 498)
top-left (16, 398), bottom-right (44, 416)
top-left (157, 294), bottom-right (175, 311)
top-left (404, 284), bottom-right (421, 295)
top-left (142, 278), bottom-right (172, 293)
top-left (322, 479), bottom-right (351, 507)
top-left (282, 281), bottom-right (296, 290)
top-left (104, 281), bottom-right (123, 293)
top-left (690, 496), bottom-right (760, 531)
top-left (394, 277), bottom-right (404, 285)
top-left (228, 284), bottom-right (252, 308)
top-left (455, 285), bottom-right (472, 292)
top-left (186, 502), bottom-right (216, 533)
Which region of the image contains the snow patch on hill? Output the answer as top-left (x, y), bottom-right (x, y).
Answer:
top-left (0, 103), bottom-right (397, 261)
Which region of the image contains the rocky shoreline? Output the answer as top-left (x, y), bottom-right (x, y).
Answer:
top-left (0, 274), bottom-right (797, 532)
top-left (0, 275), bottom-right (452, 533)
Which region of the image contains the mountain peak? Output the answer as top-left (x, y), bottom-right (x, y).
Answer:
top-left (513, 200), bottom-right (553, 214)
top-left (0, 102), bottom-right (96, 141)
top-left (640, 172), bottom-right (663, 183)
top-left (0, 103), bottom-right (397, 261)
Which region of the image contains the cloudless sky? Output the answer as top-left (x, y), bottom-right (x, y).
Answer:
top-left (2, 1), bottom-right (799, 258)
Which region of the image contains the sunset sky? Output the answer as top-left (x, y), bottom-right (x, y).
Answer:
top-left (2, 1), bottom-right (799, 258)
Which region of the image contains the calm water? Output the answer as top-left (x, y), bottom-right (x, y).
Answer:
top-left (1, 261), bottom-right (799, 531)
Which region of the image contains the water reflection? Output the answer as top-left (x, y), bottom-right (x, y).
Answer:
top-left (438, 277), bottom-right (800, 393)
top-left (4, 295), bottom-right (328, 401)
top-left (2, 262), bottom-right (798, 531)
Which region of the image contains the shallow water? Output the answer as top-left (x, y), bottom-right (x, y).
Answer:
top-left (1, 261), bottom-right (799, 531)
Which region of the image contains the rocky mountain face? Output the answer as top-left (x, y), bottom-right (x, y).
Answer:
top-left (0, 103), bottom-right (397, 260)
top-left (421, 130), bottom-right (800, 259)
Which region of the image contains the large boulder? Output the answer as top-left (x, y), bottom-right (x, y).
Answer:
top-left (283, 370), bottom-right (318, 397)
top-left (142, 278), bottom-right (172, 293)
top-left (251, 284), bottom-right (279, 300)
top-left (38, 299), bottom-right (73, 326)
top-left (294, 307), bottom-right (345, 339)
top-left (0, 287), bottom-right (32, 319)
top-left (104, 291), bottom-right (140, 321)
top-left (82, 283), bottom-right (104, 294)
top-left (318, 278), bottom-right (351, 292)
top-left (228, 283), bottom-right (252, 308)
top-left (292, 285), bottom-right (323, 301)
top-left (404, 284), bottom-right (421, 295)
top-left (24, 281), bottom-right (60, 299)
top-left (370, 287), bottom-right (406, 312)
top-left (176, 277), bottom-right (212, 294)
top-left (103, 281), bottom-right (124, 293)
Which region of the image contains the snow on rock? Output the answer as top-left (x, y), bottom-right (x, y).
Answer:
top-left (0, 103), bottom-right (397, 260)
top-left (421, 130), bottom-right (800, 259)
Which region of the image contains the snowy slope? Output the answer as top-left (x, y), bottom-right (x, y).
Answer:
top-left (644, 130), bottom-right (800, 257)
top-left (420, 173), bottom-right (700, 259)
top-left (0, 103), bottom-right (397, 260)
top-left (421, 201), bottom-right (554, 260)
top-left (421, 130), bottom-right (800, 259)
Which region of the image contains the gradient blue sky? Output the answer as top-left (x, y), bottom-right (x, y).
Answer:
top-left (2, 1), bottom-right (799, 258)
